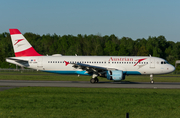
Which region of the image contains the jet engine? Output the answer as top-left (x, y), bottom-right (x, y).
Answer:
top-left (106, 70), bottom-right (125, 81)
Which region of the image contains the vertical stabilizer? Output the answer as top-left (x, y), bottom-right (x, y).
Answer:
top-left (9, 29), bottom-right (42, 57)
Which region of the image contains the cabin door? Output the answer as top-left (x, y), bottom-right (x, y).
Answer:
top-left (150, 58), bottom-right (155, 68)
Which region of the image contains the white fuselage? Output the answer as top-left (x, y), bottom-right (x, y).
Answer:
top-left (6, 56), bottom-right (175, 75)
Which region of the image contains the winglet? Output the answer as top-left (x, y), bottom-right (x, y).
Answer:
top-left (9, 29), bottom-right (42, 57)
top-left (64, 61), bottom-right (70, 66)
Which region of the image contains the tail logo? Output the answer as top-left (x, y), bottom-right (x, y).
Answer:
top-left (14, 39), bottom-right (24, 45)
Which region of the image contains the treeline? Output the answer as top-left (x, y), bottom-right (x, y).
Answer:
top-left (0, 32), bottom-right (180, 69)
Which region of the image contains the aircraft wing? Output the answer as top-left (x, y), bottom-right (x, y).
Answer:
top-left (6, 57), bottom-right (29, 67)
top-left (65, 61), bottom-right (117, 74)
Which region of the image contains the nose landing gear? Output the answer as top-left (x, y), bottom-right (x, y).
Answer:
top-left (150, 74), bottom-right (154, 84)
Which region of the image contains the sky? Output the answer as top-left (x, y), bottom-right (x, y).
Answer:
top-left (1, 0), bottom-right (180, 42)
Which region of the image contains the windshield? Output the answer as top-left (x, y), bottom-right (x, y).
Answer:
top-left (161, 61), bottom-right (169, 64)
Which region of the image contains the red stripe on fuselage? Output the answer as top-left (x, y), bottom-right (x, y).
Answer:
top-left (9, 29), bottom-right (22, 35)
top-left (15, 47), bottom-right (42, 57)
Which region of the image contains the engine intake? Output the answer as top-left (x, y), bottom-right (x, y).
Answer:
top-left (106, 70), bottom-right (125, 81)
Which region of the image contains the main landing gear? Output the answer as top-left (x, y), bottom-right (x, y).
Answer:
top-left (150, 74), bottom-right (154, 84)
top-left (90, 74), bottom-right (99, 83)
top-left (90, 77), bottom-right (99, 83)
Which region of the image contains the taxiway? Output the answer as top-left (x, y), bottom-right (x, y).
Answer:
top-left (0, 80), bottom-right (180, 90)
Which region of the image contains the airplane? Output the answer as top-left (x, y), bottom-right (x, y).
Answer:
top-left (6, 29), bottom-right (175, 84)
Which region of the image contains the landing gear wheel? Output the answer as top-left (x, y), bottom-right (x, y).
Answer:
top-left (90, 78), bottom-right (99, 83)
top-left (150, 80), bottom-right (154, 84)
top-left (95, 78), bottom-right (99, 83)
top-left (90, 78), bottom-right (95, 83)
top-left (150, 74), bottom-right (154, 84)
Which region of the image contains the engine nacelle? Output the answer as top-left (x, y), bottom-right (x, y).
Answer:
top-left (106, 70), bottom-right (125, 81)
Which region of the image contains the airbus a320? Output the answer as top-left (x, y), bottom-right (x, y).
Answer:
top-left (6, 29), bottom-right (175, 84)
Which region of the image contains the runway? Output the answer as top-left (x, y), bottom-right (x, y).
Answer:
top-left (0, 80), bottom-right (180, 90)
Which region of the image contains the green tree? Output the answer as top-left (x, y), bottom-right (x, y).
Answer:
top-left (137, 46), bottom-right (149, 56)
top-left (0, 31), bottom-right (178, 68)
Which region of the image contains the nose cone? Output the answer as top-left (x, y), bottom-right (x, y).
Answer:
top-left (168, 64), bottom-right (175, 73)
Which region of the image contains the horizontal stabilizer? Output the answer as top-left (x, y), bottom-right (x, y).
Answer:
top-left (6, 57), bottom-right (29, 67)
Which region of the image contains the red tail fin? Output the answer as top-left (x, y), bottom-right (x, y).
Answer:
top-left (9, 29), bottom-right (42, 57)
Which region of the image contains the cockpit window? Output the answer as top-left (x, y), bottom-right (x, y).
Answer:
top-left (161, 61), bottom-right (169, 64)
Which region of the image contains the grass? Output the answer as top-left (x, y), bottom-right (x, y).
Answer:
top-left (0, 87), bottom-right (180, 118)
top-left (0, 71), bottom-right (180, 82)
top-left (0, 71), bottom-right (180, 117)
